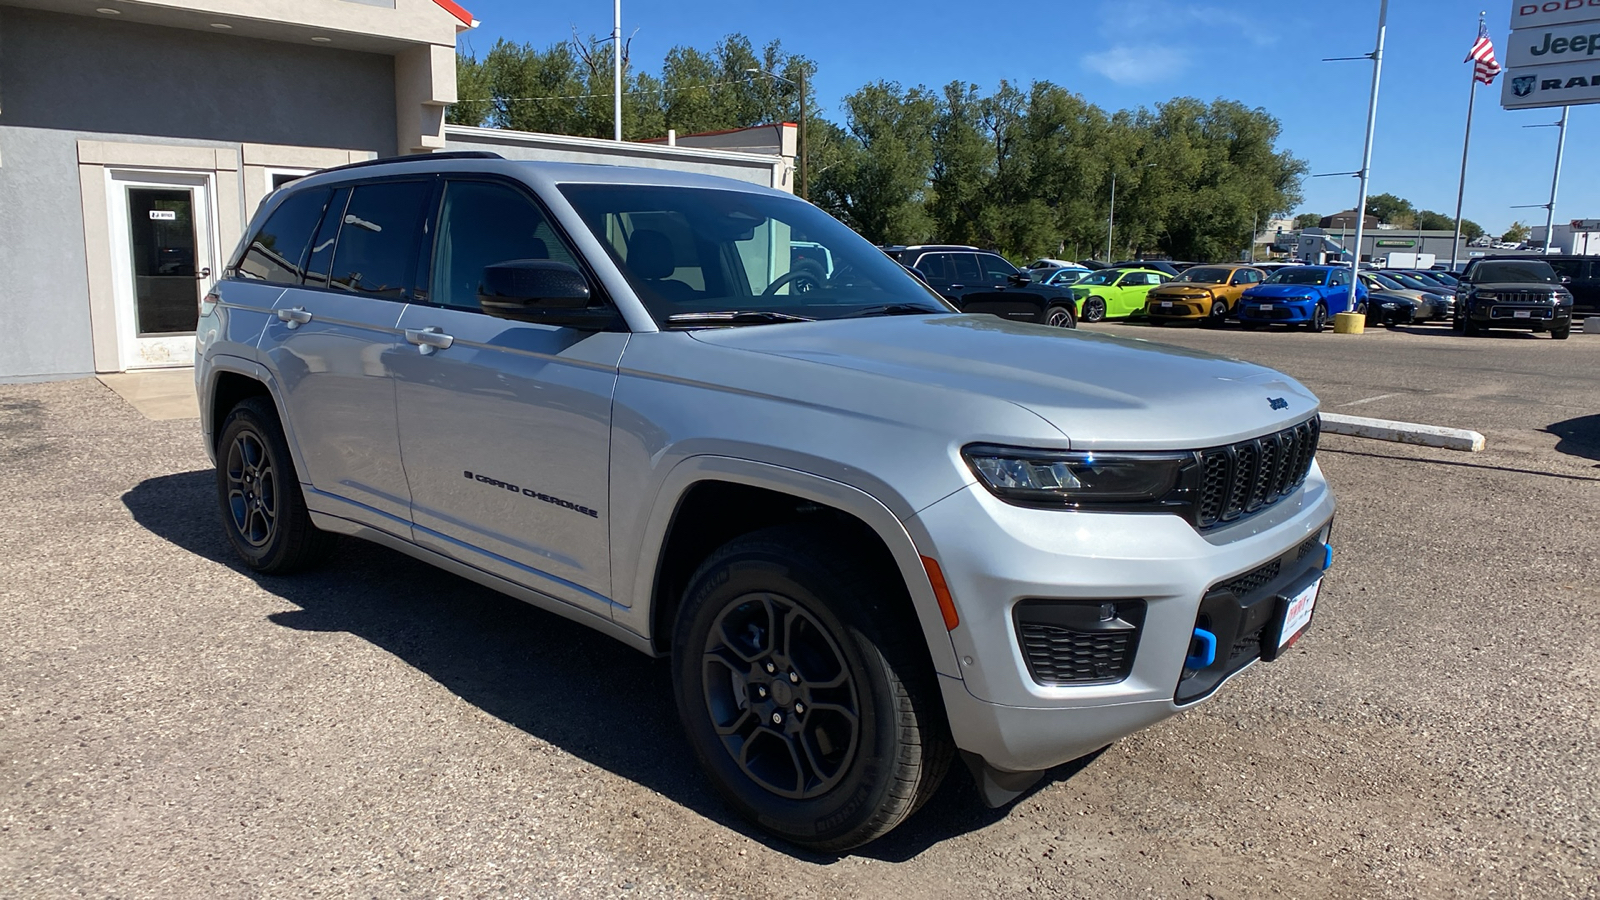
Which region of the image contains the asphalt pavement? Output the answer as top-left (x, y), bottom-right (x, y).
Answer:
top-left (2, 322), bottom-right (1597, 899)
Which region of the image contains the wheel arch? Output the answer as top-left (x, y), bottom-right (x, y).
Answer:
top-left (620, 456), bottom-right (962, 680)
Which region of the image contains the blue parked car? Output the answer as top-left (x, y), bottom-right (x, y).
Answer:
top-left (1237, 265), bottom-right (1366, 331)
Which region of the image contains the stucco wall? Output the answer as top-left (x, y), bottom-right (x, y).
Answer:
top-left (0, 6), bottom-right (400, 379)
top-left (445, 126), bottom-right (792, 192)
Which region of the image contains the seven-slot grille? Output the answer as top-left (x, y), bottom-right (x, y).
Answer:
top-left (1197, 417), bottom-right (1320, 529)
top-left (1490, 290), bottom-right (1551, 304)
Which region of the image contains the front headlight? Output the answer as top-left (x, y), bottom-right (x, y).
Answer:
top-left (963, 445), bottom-right (1195, 510)
top-left (1476, 291), bottom-right (1497, 300)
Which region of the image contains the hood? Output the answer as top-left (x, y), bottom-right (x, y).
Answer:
top-left (687, 314), bottom-right (1318, 449)
top-left (1245, 283), bottom-right (1324, 299)
top-left (1150, 283), bottom-right (1216, 297)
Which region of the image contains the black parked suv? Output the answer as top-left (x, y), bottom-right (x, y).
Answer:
top-left (882, 244), bottom-right (1078, 327)
top-left (1454, 256), bottom-right (1575, 339)
top-left (1542, 255), bottom-right (1600, 320)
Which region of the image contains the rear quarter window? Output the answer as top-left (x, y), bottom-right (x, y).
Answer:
top-left (234, 188), bottom-right (329, 285)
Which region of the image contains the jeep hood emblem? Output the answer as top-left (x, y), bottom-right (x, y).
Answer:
top-left (1268, 397), bottom-right (1289, 410)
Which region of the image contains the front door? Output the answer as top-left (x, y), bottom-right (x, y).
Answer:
top-left (108, 172), bottom-right (215, 369)
top-left (392, 178), bottom-right (623, 616)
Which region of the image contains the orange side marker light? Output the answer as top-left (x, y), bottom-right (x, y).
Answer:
top-left (920, 555), bottom-right (959, 631)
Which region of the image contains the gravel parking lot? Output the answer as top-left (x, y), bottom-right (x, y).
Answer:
top-left (3, 324), bottom-right (1597, 899)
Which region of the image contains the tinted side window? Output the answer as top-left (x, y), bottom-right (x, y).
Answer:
top-left (235, 188), bottom-right (329, 285)
top-left (1547, 258), bottom-right (1585, 280)
top-left (327, 181), bottom-right (432, 298)
top-left (951, 253), bottom-right (982, 282)
top-left (916, 253), bottom-right (953, 282)
top-left (304, 187), bottom-right (351, 288)
top-left (978, 253), bottom-right (1016, 284)
top-left (1329, 269), bottom-right (1348, 286)
top-left (431, 180), bottom-right (580, 311)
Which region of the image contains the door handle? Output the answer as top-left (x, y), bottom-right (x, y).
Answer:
top-left (276, 307), bottom-right (312, 329)
top-left (948, 284), bottom-right (966, 290)
top-left (405, 327), bottom-right (454, 355)
top-left (194, 267), bottom-right (212, 280)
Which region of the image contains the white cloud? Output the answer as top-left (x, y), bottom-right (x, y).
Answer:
top-left (1081, 47), bottom-right (1194, 85)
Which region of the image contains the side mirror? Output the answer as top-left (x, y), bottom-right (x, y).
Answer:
top-left (478, 260), bottom-right (615, 330)
top-left (1561, 274), bottom-right (1573, 284)
top-left (1008, 272), bottom-right (1031, 286)
top-left (908, 266), bottom-right (931, 284)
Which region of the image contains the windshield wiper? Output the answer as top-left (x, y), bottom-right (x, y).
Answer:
top-left (664, 310), bottom-right (815, 327)
top-left (847, 303), bottom-right (943, 318)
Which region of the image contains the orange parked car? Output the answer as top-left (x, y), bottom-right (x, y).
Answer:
top-left (1144, 264), bottom-right (1266, 325)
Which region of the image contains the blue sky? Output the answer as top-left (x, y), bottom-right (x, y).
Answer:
top-left (456, 0), bottom-right (1594, 236)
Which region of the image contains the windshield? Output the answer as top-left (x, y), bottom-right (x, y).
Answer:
top-left (1386, 273), bottom-right (1435, 291)
top-left (1080, 270), bottom-right (1121, 286)
top-left (557, 183), bottom-right (952, 324)
top-left (1473, 261), bottom-right (1558, 284)
top-left (1265, 268), bottom-right (1329, 285)
top-left (1047, 269), bottom-right (1088, 285)
top-left (1174, 266), bottom-right (1233, 284)
top-left (1367, 273), bottom-right (1405, 290)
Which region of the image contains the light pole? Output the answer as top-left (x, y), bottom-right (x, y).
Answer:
top-left (612, 0), bottom-right (622, 141)
top-left (746, 68), bottom-right (807, 200)
top-left (1106, 163), bottom-right (1155, 262)
top-left (1345, 0), bottom-right (1388, 311)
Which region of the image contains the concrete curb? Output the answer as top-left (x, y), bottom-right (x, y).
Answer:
top-left (1320, 412), bottom-right (1485, 452)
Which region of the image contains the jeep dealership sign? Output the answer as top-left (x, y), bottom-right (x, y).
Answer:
top-left (1505, 2), bottom-right (1600, 108)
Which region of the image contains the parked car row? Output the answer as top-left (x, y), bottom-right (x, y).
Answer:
top-left (892, 245), bottom-right (1594, 341)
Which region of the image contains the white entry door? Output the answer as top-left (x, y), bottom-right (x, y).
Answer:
top-left (107, 171), bottom-right (217, 369)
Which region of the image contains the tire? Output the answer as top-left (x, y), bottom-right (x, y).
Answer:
top-left (1452, 314), bottom-right (1465, 332)
top-left (671, 525), bottom-right (953, 852)
top-left (1306, 302), bottom-right (1328, 332)
top-left (1082, 296), bottom-right (1107, 323)
top-left (1240, 321), bottom-right (1261, 330)
top-left (1202, 299), bottom-right (1228, 326)
top-left (215, 397), bottom-right (336, 573)
top-left (1045, 304), bottom-right (1076, 328)
top-left (1552, 324), bottom-right (1570, 340)
top-left (1463, 316), bottom-right (1482, 336)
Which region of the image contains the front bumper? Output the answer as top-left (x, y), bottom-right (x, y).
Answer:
top-left (906, 467), bottom-right (1336, 773)
top-left (1146, 297), bottom-right (1212, 319)
top-left (1239, 300), bottom-right (1314, 324)
top-left (1468, 300), bottom-right (1572, 329)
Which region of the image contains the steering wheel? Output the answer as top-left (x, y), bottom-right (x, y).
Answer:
top-left (761, 268), bottom-right (825, 297)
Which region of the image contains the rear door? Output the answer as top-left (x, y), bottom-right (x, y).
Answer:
top-left (390, 177), bottom-right (624, 614)
top-left (261, 179), bottom-right (432, 533)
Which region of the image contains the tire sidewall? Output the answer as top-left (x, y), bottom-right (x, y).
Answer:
top-left (215, 401), bottom-right (299, 571)
top-left (1045, 304), bottom-right (1076, 328)
top-left (1084, 297), bottom-right (1106, 322)
top-left (672, 550), bottom-right (907, 848)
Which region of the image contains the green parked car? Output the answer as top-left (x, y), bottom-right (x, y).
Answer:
top-left (1070, 267), bottom-right (1172, 321)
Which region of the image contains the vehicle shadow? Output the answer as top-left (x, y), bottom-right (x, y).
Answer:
top-left (121, 470), bottom-right (1098, 861)
top-left (1546, 414), bottom-right (1600, 466)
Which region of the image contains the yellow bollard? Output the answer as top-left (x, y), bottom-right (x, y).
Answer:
top-left (1332, 312), bottom-right (1365, 334)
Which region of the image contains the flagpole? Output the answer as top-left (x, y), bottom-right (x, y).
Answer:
top-left (1449, 14), bottom-right (1484, 274)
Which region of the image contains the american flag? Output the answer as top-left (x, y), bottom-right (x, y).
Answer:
top-left (1466, 21), bottom-right (1501, 85)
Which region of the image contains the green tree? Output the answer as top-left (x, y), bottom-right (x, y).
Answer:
top-left (1293, 212), bottom-right (1322, 229)
top-left (448, 50), bottom-right (494, 126)
top-left (1363, 192), bottom-right (1413, 224)
top-left (1414, 210), bottom-right (1453, 231)
top-left (1501, 221), bottom-right (1531, 243)
top-left (1460, 219), bottom-right (1485, 241)
top-left (811, 81), bottom-right (937, 245)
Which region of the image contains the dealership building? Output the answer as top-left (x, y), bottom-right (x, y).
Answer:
top-left (0, 0), bottom-right (794, 382)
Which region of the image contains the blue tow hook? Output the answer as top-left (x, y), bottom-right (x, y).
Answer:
top-left (1322, 543), bottom-right (1333, 571)
top-left (1186, 627), bottom-right (1217, 670)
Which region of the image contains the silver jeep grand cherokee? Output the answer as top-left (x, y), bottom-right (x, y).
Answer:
top-left (196, 152), bottom-right (1335, 851)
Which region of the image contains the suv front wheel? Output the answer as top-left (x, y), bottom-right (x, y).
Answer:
top-left (671, 525), bottom-right (952, 851)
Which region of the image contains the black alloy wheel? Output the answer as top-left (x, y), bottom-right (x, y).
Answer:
top-left (215, 397), bottom-right (336, 573)
top-left (1307, 302), bottom-right (1328, 332)
top-left (1082, 296), bottom-right (1107, 323)
top-left (672, 526), bottom-right (952, 851)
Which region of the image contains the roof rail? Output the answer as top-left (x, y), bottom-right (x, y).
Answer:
top-left (312, 150), bottom-right (504, 177)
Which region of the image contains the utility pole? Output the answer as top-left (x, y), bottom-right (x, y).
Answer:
top-left (1105, 172), bottom-right (1116, 263)
top-left (798, 66), bottom-right (808, 201)
top-left (612, 0), bottom-right (622, 141)
top-left (1542, 106), bottom-right (1568, 254)
top-left (1346, 0), bottom-right (1388, 312)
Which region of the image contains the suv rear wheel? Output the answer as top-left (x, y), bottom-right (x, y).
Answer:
top-left (671, 525), bottom-right (952, 851)
top-left (215, 397), bottom-right (336, 573)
